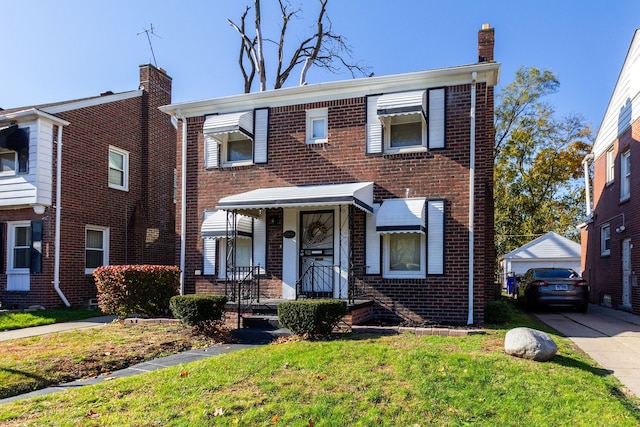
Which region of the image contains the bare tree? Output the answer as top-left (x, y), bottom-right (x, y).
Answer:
top-left (228, 0), bottom-right (369, 92)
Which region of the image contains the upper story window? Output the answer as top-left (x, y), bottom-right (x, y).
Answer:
top-left (0, 124), bottom-right (29, 175)
top-left (108, 146), bottom-right (129, 191)
top-left (606, 146), bottom-right (615, 184)
top-left (306, 108), bottom-right (328, 144)
top-left (620, 150), bottom-right (631, 201)
top-left (366, 88), bottom-right (445, 155)
top-left (601, 223), bottom-right (610, 256)
top-left (203, 109), bottom-right (269, 168)
top-left (86, 226), bottom-right (109, 274)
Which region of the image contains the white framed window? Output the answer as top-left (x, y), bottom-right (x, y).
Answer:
top-left (383, 113), bottom-right (426, 153)
top-left (606, 146), bottom-right (615, 184)
top-left (108, 146), bottom-right (129, 191)
top-left (221, 132), bottom-right (254, 167)
top-left (7, 221), bottom-right (31, 273)
top-left (383, 233), bottom-right (425, 278)
top-left (620, 150), bottom-right (631, 201)
top-left (306, 108), bottom-right (328, 144)
top-left (85, 226), bottom-right (109, 274)
top-left (601, 224), bottom-right (610, 256)
top-left (0, 151), bottom-right (17, 176)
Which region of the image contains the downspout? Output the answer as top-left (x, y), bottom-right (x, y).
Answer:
top-left (54, 125), bottom-right (71, 307)
top-left (582, 153), bottom-right (594, 218)
top-left (467, 72), bottom-right (477, 325)
top-left (176, 109), bottom-right (187, 295)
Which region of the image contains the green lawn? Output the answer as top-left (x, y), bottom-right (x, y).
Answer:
top-left (0, 308), bottom-right (103, 331)
top-left (0, 310), bottom-right (638, 426)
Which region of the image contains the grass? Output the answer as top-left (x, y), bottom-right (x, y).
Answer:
top-left (0, 308), bottom-right (638, 426)
top-left (0, 308), bottom-right (103, 331)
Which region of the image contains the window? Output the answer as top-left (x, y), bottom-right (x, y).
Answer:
top-left (383, 233), bottom-right (425, 278)
top-left (601, 224), bottom-right (610, 256)
top-left (306, 108), bottom-right (328, 144)
top-left (86, 226), bottom-right (109, 273)
top-left (108, 147), bottom-right (129, 191)
top-left (606, 146), bottom-right (615, 184)
top-left (9, 223), bottom-right (31, 270)
top-left (221, 132), bottom-right (253, 166)
top-left (384, 114), bottom-right (425, 150)
top-left (0, 151), bottom-right (17, 176)
top-left (621, 150), bottom-right (630, 201)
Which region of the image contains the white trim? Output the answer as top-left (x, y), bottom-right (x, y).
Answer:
top-left (428, 88), bottom-right (446, 149)
top-left (0, 151), bottom-right (17, 176)
top-left (427, 200), bottom-right (445, 275)
top-left (160, 63), bottom-right (501, 118)
top-left (620, 150), bottom-right (631, 201)
top-left (601, 223), bottom-right (611, 256)
top-left (6, 220), bottom-right (31, 275)
top-left (606, 145), bottom-right (615, 184)
top-left (365, 204), bottom-right (381, 274)
top-left (382, 233), bottom-right (426, 279)
top-left (306, 108), bottom-right (328, 144)
top-left (108, 146), bottom-right (129, 191)
top-left (85, 225), bottom-right (109, 274)
top-left (42, 91), bottom-right (142, 114)
top-left (382, 113), bottom-right (427, 154)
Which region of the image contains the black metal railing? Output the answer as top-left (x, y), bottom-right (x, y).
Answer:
top-left (225, 265), bottom-right (261, 328)
top-left (296, 264), bottom-right (337, 299)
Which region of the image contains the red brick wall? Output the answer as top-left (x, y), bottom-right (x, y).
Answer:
top-left (0, 65), bottom-right (176, 309)
top-left (178, 81), bottom-right (494, 325)
top-left (583, 117), bottom-right (640, 313)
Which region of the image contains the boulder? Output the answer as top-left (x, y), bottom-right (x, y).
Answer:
top-left (504, 327), bottom-right (557, 362)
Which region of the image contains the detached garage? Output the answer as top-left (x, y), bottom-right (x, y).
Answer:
top-left (500, 232), bottom-right (582, 286)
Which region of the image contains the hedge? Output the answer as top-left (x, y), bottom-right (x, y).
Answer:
top-left (278, 299), bottom-right (347, 336)
top-left (94, 265), bottom-right (180, 317)
top-left (169, 295), bottom-right (227, 326)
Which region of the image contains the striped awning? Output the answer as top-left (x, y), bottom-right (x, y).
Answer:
top-left (201, 210), bottom-right (253, 239)
top-left (376, 198), bottom-right (426, 234)
top-left (203, 111), bottom-right (254, 139)
top-left (216, 182), bottom-right (374, 216)
top-left (376, 90), bottom-right (426, 119)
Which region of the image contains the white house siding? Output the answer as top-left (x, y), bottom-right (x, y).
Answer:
top-left (593, 30), bottom-right (640, 159)
top-left (34, 119), bottom-right (54, 206)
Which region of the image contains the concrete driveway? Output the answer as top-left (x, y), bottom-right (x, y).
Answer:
top-left (535, 304), bottom-right (640, 398)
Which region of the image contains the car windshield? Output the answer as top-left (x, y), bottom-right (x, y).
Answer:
top-left (535, 269), bottom-right (577, 279)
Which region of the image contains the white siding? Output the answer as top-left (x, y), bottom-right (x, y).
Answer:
top-left (35, 119), bottom-right (54, 205)
top-left (593, 30), bottom-right (640, 158)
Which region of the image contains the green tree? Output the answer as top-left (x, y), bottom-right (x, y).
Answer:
top-left (494, 67), bottom-right (592, 262)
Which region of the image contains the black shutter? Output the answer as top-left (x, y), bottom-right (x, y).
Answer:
top-left (30, 220), bottom-right (43, 274)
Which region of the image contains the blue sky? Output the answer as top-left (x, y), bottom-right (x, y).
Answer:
top-left (1, 0), bottom-right (638, 132)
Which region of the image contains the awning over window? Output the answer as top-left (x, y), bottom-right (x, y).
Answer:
top-left (376, 198), bottom-right (426, 234)
top-left (216, 182), bottom-right (374, 216)
top-left (376, 90), bottom-right (426, 119)
top-left (203, 111), bottom-right (254, 140)
top-left (201, 210), bottom-right (253, 239)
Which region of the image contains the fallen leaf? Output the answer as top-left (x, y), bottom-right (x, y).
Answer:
top-left (180, 371), bottom-right (189, 377)
top-left (308, 418), bottom-right (314, 426)
top-left (316, 375), bottom-right (326, 380)
top-left (271, 414), bottom-right (280, 423)
top-left (85, 410), bottom-right (99, 419)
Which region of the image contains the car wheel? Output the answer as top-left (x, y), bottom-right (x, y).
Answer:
top-left (577, 303), bottom-right (588, 313)
top-left (524, 295), bottom-right (535, 312)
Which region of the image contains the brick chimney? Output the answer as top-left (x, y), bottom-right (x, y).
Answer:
top-left (478, 23), bottom-right (495, 63)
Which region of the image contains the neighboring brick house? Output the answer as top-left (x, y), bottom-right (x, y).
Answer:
top-left (162, 25), bottom-right (499, 325)
top-left (0, 64), bottom-right (176, 309)
top-left (581, 29), bottom-right (640, 314)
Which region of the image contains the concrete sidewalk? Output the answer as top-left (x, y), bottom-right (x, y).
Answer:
top-left (0, 315), bottom-right (117, 341)
top-left (535, 304), bottom-right (640, 398)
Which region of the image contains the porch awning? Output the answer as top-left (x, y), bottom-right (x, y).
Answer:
top-left (203, 111), bottom-right (254, 139)
top-left (201, 210), bottom-right (253, 239)
top-left (216, 182), bottom-right (374, 216)
top-left (376, 90), bottom-right (426, 119)
top-left (376, 198), bottom-right (426, 234)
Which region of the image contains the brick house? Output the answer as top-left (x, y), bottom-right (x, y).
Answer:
top-left (162, 25), bottom-right (499, 325)
top-left (0, 64), bottom-right (176, 309)
top-left (581, 29), bottom-right (640, 314)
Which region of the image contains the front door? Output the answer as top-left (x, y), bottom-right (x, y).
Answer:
top-left (299, 210), bottom-right (334, 297)
top-left (622, 238), bottom-right (632, 308)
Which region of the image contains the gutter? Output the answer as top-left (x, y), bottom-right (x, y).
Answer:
top-left (53, 125), bottom-right (70, 307)
top-left (582, 153), bottom-right (595, 218)
top-left (468, 71), bottom-right (477, 325)
top-left (176, 109), bottom-right (187, 295)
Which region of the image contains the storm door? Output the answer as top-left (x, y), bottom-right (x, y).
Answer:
top-left (299, 210), bottom-right (334, 297)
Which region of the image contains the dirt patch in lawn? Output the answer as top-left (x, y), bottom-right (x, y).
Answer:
top-left (0, 321), bottom-right (231, 399)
